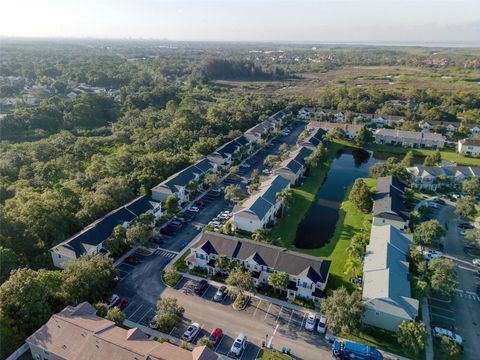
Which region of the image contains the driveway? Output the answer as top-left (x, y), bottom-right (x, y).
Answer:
top-left (433, 202), bottom-right (480, 359)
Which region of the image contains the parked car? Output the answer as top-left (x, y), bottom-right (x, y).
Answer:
top-left (187, 206), bottom-right (200, 213)
top-left (218, 213), bottom-right (230, 220)
top-left (317, 315), bottom-right (327, 334)
top-left (160, 227), bottom-right (175, 236)
top-left (433, 198), bottom-right (446, 205)
top-left (230, 333), bottom-right (247, 357)
top-left (221, 210), bottom-right (232, 217)
top-left (116, 299), bottom-right (129, 310)
top-left (305, 313), bottom-right (316, 331)
top-left (209, 328), bottom-right (223, 346)
top-left (423, 250), bottom-right (443, 261)
top-left (194, 280), bottom-right (208, 295)
top-left (125, 256), bottom-right (141, 265)
top-left (262, 168), bottom-right (272, 175)
top-left (107, 294), bottom-right (119, 309)
top-left (472, 258), bottom-right (480, 267)
top-left (208, 220), bottom-right (223, 227)
top-left (240, 163), bottom-right (251, 168)
top-left (195, 200), bottom-right (206, 207)
top-left (428, 202), bottom-right (439, 209)
top-left (179, 241), bottom-right (188, 250)
top-left (149, 317), bottom-right (159, 329)
top-left (431, 321), bottom-right (455, 332)
top-left (182, 322), bottom-right (200, 342)
top-left (433, 326), bottom-right (463, 346)
top-left (459, 223), bottom-right (474, 229)
top-left (214, 286), bottom-right (227, 302)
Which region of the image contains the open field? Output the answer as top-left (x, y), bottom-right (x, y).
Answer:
top-left (213, 65), bottom-right (480, 97)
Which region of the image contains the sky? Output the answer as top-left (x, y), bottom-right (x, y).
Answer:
top-left (1, 0), bottom-right (479, 43)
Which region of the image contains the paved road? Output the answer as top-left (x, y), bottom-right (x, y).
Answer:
top-left (433, 202), bottom-right (480, 359)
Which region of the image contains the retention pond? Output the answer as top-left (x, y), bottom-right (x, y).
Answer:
top-left (294, 147), bottom-right (380, 249)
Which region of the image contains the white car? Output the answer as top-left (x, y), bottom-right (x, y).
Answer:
top-left (187, 206), bottom-right (200, 213)
top-left (305, 313), bottom-right (316, 331)
top-left (428, 202), bottom-right (439, 209)
top-left (208, 221), bottom-right (222, 227)
top-left (423, 250), bottom-right (443, 261)
top-left (240, 163), bottom-right (251, 168)
top-left (262, 169), bottom-right (272, 175)
top-left (433, 326), bottom-right (463, 346)
top-left (107, 294), bottom-right (119, 309)
top-left (218, 213), bottom-right (230, 220)
top-left (472, 258), bottom-right (480, 267)
top-left (182, 322), bottom-right (200, 342)
top-left (230, 333), bottom-right (247, 357)
top-left (317, 315), bottom-right (327, 334)
top-left (149, 317), bottom-right (159, 329)
top-left (221, 210), bottom-right (232, 217)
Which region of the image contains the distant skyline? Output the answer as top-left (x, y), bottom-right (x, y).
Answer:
top-left (2, 0), bottom-right (479, 43)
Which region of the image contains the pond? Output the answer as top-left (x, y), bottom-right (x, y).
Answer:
top-left (294, 147), bottom-right (382, 249)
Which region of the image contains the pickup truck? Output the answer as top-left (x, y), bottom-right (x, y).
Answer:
top-left (332, 340), bottom-right (383, 360)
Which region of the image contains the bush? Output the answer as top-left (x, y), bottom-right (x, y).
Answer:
top-left (292, 296), bottom-right (315, 309)
top-left (162, 267), bottom-right (181, 287)
top-left (233, 294), bottom-right (249, 310)
top-left (179, 341), bottom-right (192, 351)
top-left (190, 266), bottom-right (209, 278)
top-left (157, 337), bottom-right (170, 343)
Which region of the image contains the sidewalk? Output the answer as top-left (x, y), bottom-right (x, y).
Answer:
top-left (422, 298), bottom-right (434, 360)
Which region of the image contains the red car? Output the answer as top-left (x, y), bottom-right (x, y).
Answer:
top-left (116, 299), bottom-right (129, 310)
top-left (195, 200), bottom-right (206, 208)
top-left (124, 256), bottom-right (141, 265)
top-left (209, 328), bottom-right (223, 346)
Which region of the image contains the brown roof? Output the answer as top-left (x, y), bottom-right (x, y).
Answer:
top-left (460, 138), bottom-right (480, 146)
top-left (26, 302), bottom-right (217, 360)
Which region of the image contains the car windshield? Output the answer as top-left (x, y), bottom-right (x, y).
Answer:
top-left (307, 317), bottom-right (315, 324)
top-left (233, 341), bottom-right (241, 348)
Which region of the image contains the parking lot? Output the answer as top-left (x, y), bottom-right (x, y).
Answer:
top-left (160, 278), bottom-right (328, 359)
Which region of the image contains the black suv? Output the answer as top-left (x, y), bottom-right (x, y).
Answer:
top-left (194, 280), bottom-right (208, 295)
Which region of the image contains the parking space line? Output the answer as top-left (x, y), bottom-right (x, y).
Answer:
top-left (169, 326), bottom-right (176, 335)
top-left (287, 309), bottom-right (294, 326)
top-left (275, 306), bottom-right (284, 324)
top-left (252, 300), bottom-right (262, 317)
top-left (202, 285), bottom-right (211, 299)
top-left (300, 312), bottom-right (307, 328)
top-left (128, 304), bottom-right (146, 320)
top-left (138, 308), bottom-right (154, 324)
top-left (430, 305), bottom-right (455, 313)
top-left (214, 335), bottom-right (224, 352)
top-left (264, 303), bottom-right (272, 320)
top-left (432, 313), bottom-right (456, 321)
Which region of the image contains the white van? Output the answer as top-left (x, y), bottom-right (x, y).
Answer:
top-left (230, 333), bottom-right (247, 357)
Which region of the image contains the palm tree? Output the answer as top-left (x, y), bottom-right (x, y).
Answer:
top-left (252, 228), bottom-right (269, 242)
top-left (276, 189), bottom-right (293, 217)
top-left (344, 256), bottom-right (362, 280)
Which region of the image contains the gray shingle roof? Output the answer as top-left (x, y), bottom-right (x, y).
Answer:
top-left (362, 225), bottom-right (418, 320)
top-left (373, 176), bottom-right (409, 222)
top-left (193, 232), bottom-right (331, 283)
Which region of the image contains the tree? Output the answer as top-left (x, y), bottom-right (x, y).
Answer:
top-left (428, 258), bottom-right (458, 300)
top-left (414, 220), bottom-right (445, 247)
top-left (165, 195), bottom-right (178, 213)
top-left (436, 336), bottom-right (461, 360)
top-left (154, 297), bottom-right (185, 332)
top-left (62, 254), bottom-right (117, 304)
top-left (401, 151), bottom-right (415, 167)
top-left (203, 172), bottom-right (221, 189)
top-left (276, 189), bottom-right (293, 217)
top-left (252, 228), bottom-right (269, 242)
top-left (354, 126), bottom-right (373, 146)
top-left (397, 321), bottom-right (426, 355)
top-left (423, 150), bottom-right (441, 166)
top-left (320, 288), bottom-right (362, 334)
top-left (163, 267), bottom-right (181, 286)
top-left (325, 127), bottom-right (345, 141)
top-left (462, 177), bottom-right (480, 196)
top-left (0, 247), bottom-right (17, 284)
top-left (0, 268), bottom-right (63, 341)
top-left (126, 222), bottom-right (151, 246)
top-left (349, 179), bottom-right (373, 212)
top-left (0, 310), bottom-right (23, 360)
top-left (344, 256), bottom-right (362, 279)
top-left (106, 307), bottom-right (125, 327)
top-left (268, 272), bottom-right (289, 292)
top-left (455, 196), bottom-right (476, 219)
top-left (465, 228), bottom-right (480, 248)
top-left (103, 225), bottom-right (127, 257)
top-left (224, 184), bottom-right (243, 203)
top-left (215, 255), bottom-right (232, 273)
top-left (226, 267), bottom-right (254, 300)
top-left (264, 155), bottom-right (279, 168)
top-left (94, 302), bottom-right (108, 317)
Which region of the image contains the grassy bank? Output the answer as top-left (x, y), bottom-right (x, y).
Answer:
top-left (268, 142), bottom-right (343, 245)
top-left (335, 139), bottom-right (480, 166)
top-left (268, 140), bottom-right (375, 290)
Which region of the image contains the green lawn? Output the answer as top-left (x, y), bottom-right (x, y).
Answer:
top-left (334, 139), bottom-right (480, 166)
top-left (173, 249), bottom-right (190, 272)
top-left (256, 349), bottom-right (292, 360)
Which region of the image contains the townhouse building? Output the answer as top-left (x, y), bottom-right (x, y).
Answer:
top-left (50, 195), bottom-right (162, 268)
top-left (274, 146), bottom-right (313, 184)
top-left (308, 121), bottom-right (362, 140)
top-left (269, 109), bottom-right (292, 128)
top-left (362, 225), bottom-right (419, 332)
top-left (232, 175), bottom-right (291, 232)
top-left (406, 165), bottom-right (480, 190)
top-left (186, 232), bottom-right (331, 303)
top-left (373, 129), bottom-right (445, 149)
top-left (372, 176), bottom-right (409, 230)
top-left (458, 138), bottom-right (480, 157)
top-left (27, 302), bottom-right (217, 360)
top-left (151, 158), bottom-right (218, 203)
top-left (244, 120), bottom-right (274, 142)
